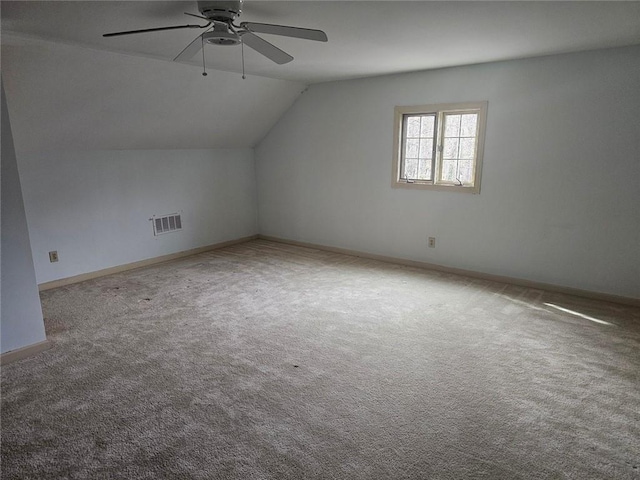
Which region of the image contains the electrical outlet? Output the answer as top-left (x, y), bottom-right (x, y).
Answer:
top-left (49, 251), bottom-right (59, 263)
top-left (428, 237), bottom-right (436, 248)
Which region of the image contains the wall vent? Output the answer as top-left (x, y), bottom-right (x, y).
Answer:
top-left (152, 213), bottom-right (182, 236)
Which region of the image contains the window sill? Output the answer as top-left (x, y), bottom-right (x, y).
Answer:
top-left (392, 180), bottom-right (480, 194)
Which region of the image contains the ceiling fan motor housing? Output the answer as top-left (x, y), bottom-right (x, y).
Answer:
top-left (197, 1), bottom-right (243, 22)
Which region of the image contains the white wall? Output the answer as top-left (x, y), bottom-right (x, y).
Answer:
top-left (19, 148), bottom-right (257, 284)
top-left (256, 46), bottom-right (640, 299)
top-left (1, 80), bottom-right (47, 353)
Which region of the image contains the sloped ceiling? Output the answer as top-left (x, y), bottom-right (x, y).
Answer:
top-left (2, 34), bottom-right (305, 153)
top-left (2, 1), bottom-right (640, 153)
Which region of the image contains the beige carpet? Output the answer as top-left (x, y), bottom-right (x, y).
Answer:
top-left (2, 239), bottom-right (639, 479)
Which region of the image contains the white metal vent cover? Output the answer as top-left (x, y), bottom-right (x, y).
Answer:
top-left (152, 213), bottom-right (182, 236)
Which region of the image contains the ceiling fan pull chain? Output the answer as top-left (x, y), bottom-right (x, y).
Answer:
top-left (200, 35), bottom-right (207, 77)
top-left (241, 39), bottom-right (246, 80)
top-left (201, 35), bottom-right (208, 76)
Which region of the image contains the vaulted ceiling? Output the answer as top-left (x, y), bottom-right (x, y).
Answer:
top-left (3, 1), bottom-right (640, 153)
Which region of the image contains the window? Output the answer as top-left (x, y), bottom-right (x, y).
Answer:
top-left (392, 101), bottom-right (487, 193)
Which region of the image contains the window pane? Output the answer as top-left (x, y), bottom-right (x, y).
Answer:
top-left (460, 114), bottom-right (478, 137)
top-left (443, 138), bottom-right (459, 160)
top-left (406, 116), bottom-right (421, 137)
top-left (459, 138), bottom-right (475, 160)
top-left (457, 160), bottom-right (474, 184)
top-left (405, 139), bottom-right (419, 158)
top-left (404, 158), bottom-right (418, 179)
top-left (420, 115), bottom-right (435, 137)
top-left (417, 159), bottom-right (432, 180)
top-left (419, 138), bottom-right (433, 159)
top-left (444, 114), bottom-right (461, 137)
top-left (441, 160), bottom-right (457, 182)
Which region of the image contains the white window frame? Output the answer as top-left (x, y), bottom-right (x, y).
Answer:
top-left (392, 101), bottom-right (488, 194)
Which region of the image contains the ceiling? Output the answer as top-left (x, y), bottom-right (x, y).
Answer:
top-left (3, 1), bottom-right (640, 84)
top-left (2, 34), bottom-right (306, 152)
top-left (2, 1), bottom-right (640, 154)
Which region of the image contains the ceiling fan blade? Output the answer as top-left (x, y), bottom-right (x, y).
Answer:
top-left (240, 31), bottom-right (293, 65)
top-left (173, 34), bottom-right (205, 62)
top-left (240, 22), bottom-right (327, 42)
top-left (103, 24), bottom-right (209, 38)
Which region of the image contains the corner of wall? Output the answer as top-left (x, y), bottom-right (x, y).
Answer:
top-left (1, 77), bottom-right (47, 354)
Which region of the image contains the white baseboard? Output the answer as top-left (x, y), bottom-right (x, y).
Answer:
top-left (38, 235), bottom-right (258, 291)
top-left (35, 233), bottom-right (638, 307)
top-left (258, 235), bottom-right (640, 308)
top-left (1, 340), bottom-right (51, 365)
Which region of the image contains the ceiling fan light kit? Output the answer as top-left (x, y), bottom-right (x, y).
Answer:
top-left (102, 0), bottom-right (328, 76)
top-left (203, 23), bottom-right (240, 46)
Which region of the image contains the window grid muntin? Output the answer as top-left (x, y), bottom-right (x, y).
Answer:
top-left (400, 113), bottom-right (437, 182)
top-left (400, 109), bottom-right (480, 187)
top-left (437, 111), bottom-right (480, 186)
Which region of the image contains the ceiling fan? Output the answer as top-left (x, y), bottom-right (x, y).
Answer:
top-left (103, 0), bottom-right (328, 70)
